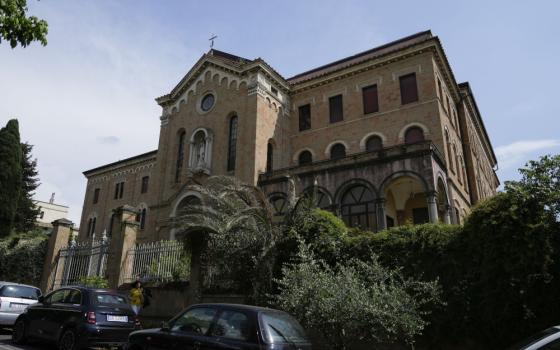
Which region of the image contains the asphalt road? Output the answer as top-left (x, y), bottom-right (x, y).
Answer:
top-left (0, 329), bottom-right (54, 350)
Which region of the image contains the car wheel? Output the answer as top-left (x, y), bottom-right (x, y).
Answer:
top-left (12, 319), bottom-right (27, 344)
top-left (59, 329), bottom-right (79, 350)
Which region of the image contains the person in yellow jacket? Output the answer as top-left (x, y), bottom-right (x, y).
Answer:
top-left (129, 281), bottom-right (144, 315)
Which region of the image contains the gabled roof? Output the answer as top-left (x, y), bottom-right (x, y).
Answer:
top-left (287, 30), bottom-right (433, 84)
top-left (83, 150), bottom-right (157, 176)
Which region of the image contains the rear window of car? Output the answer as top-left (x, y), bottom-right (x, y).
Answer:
top-left (94, 293), bottom-right (127, 305)
top-left (260, 311), bottom-right (308, 344)
top-left (0, 285), bottom-right (41, 300)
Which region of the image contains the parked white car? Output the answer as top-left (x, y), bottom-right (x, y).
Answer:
top-left (0, 282), bottom-right (42, 327)
top-left (508, 326), bottom-right (560, 349)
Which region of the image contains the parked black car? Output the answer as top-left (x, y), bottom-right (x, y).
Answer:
top-left (12, 286), bottom-right (136, 350)
top-left (128, 303), bottom-right (312, 350)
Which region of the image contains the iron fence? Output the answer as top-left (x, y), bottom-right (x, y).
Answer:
top-left (120, 240), bottom-right (189, 285)
top-left (49, 237), bottom-right (109, 291)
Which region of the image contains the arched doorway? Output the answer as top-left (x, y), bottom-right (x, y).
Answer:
top-left (382, 174), bottom-right (429, 227)
top-left (340, 185), bottom-right (376, 231)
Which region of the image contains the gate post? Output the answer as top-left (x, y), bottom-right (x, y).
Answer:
top-left (40, 219), bottom-right (73, 293)
top-left (106, 205), bottom-right (139, 288)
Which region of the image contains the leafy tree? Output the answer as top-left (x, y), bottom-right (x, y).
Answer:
top-left (505, 154), bottom-right (560, 220)
top-left (273, 245), bottom-right (441, 349)
top-left (13, 142), bottom-right (40, 232)
top-left (78, 276), bottom-right (109, 288)
top-left (174, 176), bottom-right (278, 301)
top-left (0, 119), bottom-right (23, 237)
top-left (0, 0), bottom-right (48, 48)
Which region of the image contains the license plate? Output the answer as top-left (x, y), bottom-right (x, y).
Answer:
top-left (107, 315), bottom-right (128, 322)
top-left (9, 303), bottom-right (27, 310)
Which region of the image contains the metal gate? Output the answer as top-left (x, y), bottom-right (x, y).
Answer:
top-left (49, 238), bottom-right (109, 291)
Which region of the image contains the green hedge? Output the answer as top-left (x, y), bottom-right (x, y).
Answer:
top-left (0, 231), bottom-right (48, 288)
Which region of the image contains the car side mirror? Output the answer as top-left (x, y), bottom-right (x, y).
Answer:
top-left (161, 321), bottom-right (170, 332)
top-left (38, 296), bottom-right (45, 303)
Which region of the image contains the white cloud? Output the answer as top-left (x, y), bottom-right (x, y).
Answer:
top-left (496, 139), bottom-right (560, 170)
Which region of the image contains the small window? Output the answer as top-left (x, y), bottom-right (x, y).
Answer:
top-left (171, 307), bottom-right (218, 334)
top-left (329, 95), bottom-right (343, 123)
top-left (210, 310), bottom-right (251, 341)
top-left (446, 95), bottom-right (451, 114)
top-left (404, 127), bottom-right (425, 144)
top-left (298, 151), bottom-right (313, 165)
top-left (227, 116), bottom-right (238, 171)
top-left (176, 131), bottom-right (186, 182)
top-left (330, 143), bottom-right (346, 160)
top-left (64, 290), bottom-right (82, 305)
top-left (362, 85), bottom-right (379, 114)
top-left (271, 87), bottom-right (278, 96)
top-left (114, 182), bottom-right (124, 199)
top-left (437, 78), bottom-right (442, 99)
top-left (93, 188), bottom-right (100, 204)
top-left (266, 143), bottom-right (273, 173)
top-left (298, 104), bottom-right (311, 131)
top-left (141, 176), bottom-right (149, 194)
top-left (87, 217), bottom-right (96, 237)
top-left (399, 73), bottom-right (418, 105)
top-left (365, 136), bottom-right (383, 152)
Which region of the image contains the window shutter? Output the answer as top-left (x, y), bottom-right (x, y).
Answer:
top-left (362, 85), bottom-right (379, 114)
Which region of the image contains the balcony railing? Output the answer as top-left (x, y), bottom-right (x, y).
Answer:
top-left (259, 140), bottom-right (445, 183)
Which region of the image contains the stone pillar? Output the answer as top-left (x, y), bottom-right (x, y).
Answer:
top-left (40, 219), bottom-right (73, 293)
top-left (426, 191), bottom-right (439, 223)
top-left (444, 205), bottom-right (452, 224)
top-left (376, 198), bottom-right (387, 231)
top-left (106, 205), bottom-right (139, 288)
top-left (188, 232), bottom-right (204, 304)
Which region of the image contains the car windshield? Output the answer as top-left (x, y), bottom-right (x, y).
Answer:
top-left (507, 327), bottom-right (560, 349)
top-left (94, 293), bottom-right (127, 305)
top-left (0, 285), bottom-right (40, 300)
top-left (260, 311), bottom-right (308, 344)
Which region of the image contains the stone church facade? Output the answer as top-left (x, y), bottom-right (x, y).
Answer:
top-left (78, 30), bottom-right (499, 242)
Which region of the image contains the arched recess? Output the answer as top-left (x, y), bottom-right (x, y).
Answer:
top-left (266, 140), bottom-right (275, 173)
top-left (301, 186), bottom-right (334, 210)
top-left (360, 132), bottom-right (387, 151)
top-left (268, 192), bottom-right (288, 216)
top-left (188, 128), bottom-right (213, 172)
top-left (380, 171), bottom-right (431, 227)
top-left (398, 122), bottom-right (430, 143)
top-left (436, 177), bottom-right (450, 223)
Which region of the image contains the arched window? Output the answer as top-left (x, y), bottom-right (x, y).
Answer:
top-left (457, 154), bottom-right (463, 183)
top-left (298, 150), bottom-right (313, 165)
top-left (266, 142), bottom-right (273, 173)
top-left (87, 217), bottom-right (96, 237)
top-left (340, 185), bottom-right (376, 230)
top-left (175, 131), bottom-right (186, 182)
top-left (269, 195), bottom-right (287, 216)
top-left (227, 116), bottom-right (238, 171)
top-left (365, 136), bottom-right (383, 152)
top-left (176, 195), bottom-right (201, 217)
top-left (330, 143), bottom-right (346, 160)
top-left (302, 188), bottom-right (332, 210)
top-left (404, 127), bottom-right (425, 144)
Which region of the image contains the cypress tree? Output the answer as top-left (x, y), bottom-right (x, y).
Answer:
top-left (13, 142), bottom-right (40, 232)
top-left (0, 119), bottom-right (23, 237)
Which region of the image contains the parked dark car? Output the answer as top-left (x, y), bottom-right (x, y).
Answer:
top-left (507, 326), bottom-right (560, 349)
top-left (128, 303), bottom-right (312, 350)
top-left (12, 286), bottom-right (137, 350)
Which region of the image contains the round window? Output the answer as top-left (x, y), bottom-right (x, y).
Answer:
top-left (200, 94), bottom-right (215, 112)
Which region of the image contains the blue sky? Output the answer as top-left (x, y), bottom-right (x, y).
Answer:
top-left (1, 0), bottom-right (559, 224)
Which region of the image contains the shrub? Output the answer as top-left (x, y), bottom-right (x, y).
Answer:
top-left (78, 275), bottom-right (109, 288)
top-left (0, 231), bottom-right (47, 287)
top-left (272, 245), bottom-right (441, 349)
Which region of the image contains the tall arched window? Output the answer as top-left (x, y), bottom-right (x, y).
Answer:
top-left (175, 131), bottom-right (186, 182)
top-left (298, 150), bottom-right (312, 165)
top-left (266, 142), bottom-right (273, 173)
top-left (365, 136), bottom-right (383, 152)
top-left (227, 116), bottom-right (238, 171)
top-left (404, 127), bottom-right (425, 144)
top-left (340, 185), bottom-right (376, 230)
top-left (136, 208), bottom-right (147, 230)
top-left (87, 216), bottom-right (96, 237)
top-left (330, 143), bottom-right (346, 160)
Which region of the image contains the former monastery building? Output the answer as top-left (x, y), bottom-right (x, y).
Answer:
top-left (79, 30), bottom-right (499, 242)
